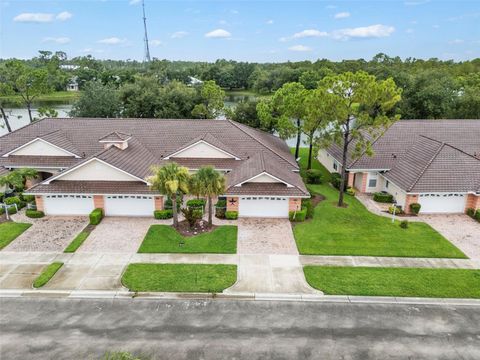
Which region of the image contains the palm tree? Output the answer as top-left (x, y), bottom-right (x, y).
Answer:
top-left (0, 168), bottom-right (38, 192)
top-left (194, 166), bottom-right (226, 227)
top-left (148, 163), bottom-right (190, 229)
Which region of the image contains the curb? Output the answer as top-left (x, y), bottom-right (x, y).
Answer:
top-left (1, 289), bottom-right (480, 306)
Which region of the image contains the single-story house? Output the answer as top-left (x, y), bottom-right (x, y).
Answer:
top-left (318, 119), bottom-right (480, 214)
top-left (0, 118), bottom-right (308, 218)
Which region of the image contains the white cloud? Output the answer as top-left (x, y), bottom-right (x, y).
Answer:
top-left (334, 12), bottom-right (350, 19)
top-left (280, 29), bottom-right (328, 42)
top-left (42, 36), bottom-right (71, 44)
top-left (150, 39), bottom-right (163, 47)
top-left (205, 29), bottom-right (231, 38)
top-left (56, 11), bottom-right (72, 21)
top-left (448, 39), bottom-right (464, 44)
top-left (332, 24), bottom-right (395, 40)
top-left (288, 45), bottom-right (312, 52)
top-left (13, 13), bottom-right (54, 23)
top-left (171, 31), bottom-right (188, 39)
top-left (266, 19), bottom-right (274, 25)
top-left (129, 0), bottom-right (141, 4)
top-left (97, 37), bottom-right (127, 44)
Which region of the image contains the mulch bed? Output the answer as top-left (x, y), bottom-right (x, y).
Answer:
top-left (311, 194), bottom-right (325, 207)
top-left (175, 219), bottom-right (217, 237)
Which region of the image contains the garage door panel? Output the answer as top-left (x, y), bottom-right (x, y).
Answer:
top-left (44, 195), bottom-right (94, 215)
top-left (104, 195), bottom-right (154, 217)
top-left (418, 194), bottom-right (466, 214)
top-left (239, 197), bottom-right (289, 218)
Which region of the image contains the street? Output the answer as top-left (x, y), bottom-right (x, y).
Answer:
top-left (1, 297), bottom-right (479, 359)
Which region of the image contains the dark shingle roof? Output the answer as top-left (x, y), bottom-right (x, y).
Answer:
top-left (98, 131), bottom-right (131, 142)
top-left (27, 181), bottom-right (158, 194)
top-left (0, 155), bottom-right (79, 169)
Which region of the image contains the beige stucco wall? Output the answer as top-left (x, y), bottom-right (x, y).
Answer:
top-left (381, 175), bottom-right (407, 208)
top-left (172, 142), bottom-right (232, 159)
top-left (59, 160), bottom-right (138, 181)
top-left (10, 139), bottom-right (74, 157)
top-left (248, 173), bottom-right (281, 183)
top-left (317, 149), bottom-right (341, 174)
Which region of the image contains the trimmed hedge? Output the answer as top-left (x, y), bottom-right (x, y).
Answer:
top-left (302, 198), bottom-right (314, 219)
top-left (289, 208), bottom-right (307, 222)
top-left (165, 197), bottom-right (182, 210)
top-left (89, 208), bottom-right (103, 225)
top-left (475, 210), bottom-right (480, 222)
top-left (388, 205), bottom-right (403, 215)
top-left (154, 209), bottom-right (173, 219)
top-left (4, 196), bottom-right (20, 206)
top-left (186, 199), bottom-right (206, 208)
top-left (225, 211), bottom-right (238, 220)
top-left (26, 209), bottom-right (45, 218)
top-left (330, 173), bottom-right (342, 190)
top-left (466, 208), bottom-right (475, 217)
top-left (21, 194), bottom-right (35, 203)
top-left (400, 220), bottom-right (409, 229)
top-left (305, 169), bottom-right (323, 184)
top-left (410, 203), bottom-right (421, 215)
top-left (373, 192), bottom-right (394, 203)
top-left (215, 199), bottom-right (227, 219)
top-left (346, 187), bottom-right (356, 196)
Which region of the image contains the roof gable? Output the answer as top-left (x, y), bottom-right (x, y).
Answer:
top-left (165, 133), bottom-right (240, 160)
top-left (2, 138), bottom-right (80, 158)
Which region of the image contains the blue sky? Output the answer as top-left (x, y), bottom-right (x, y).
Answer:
top-left (1, 0), bottom-right (479, 62)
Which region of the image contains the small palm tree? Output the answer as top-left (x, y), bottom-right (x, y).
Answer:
top-left (194, 166), bottom-right (226, 227)
top-left (148, 163), bottom-right (190, 228)
top-left (0, 168), bottom-right (38, 192)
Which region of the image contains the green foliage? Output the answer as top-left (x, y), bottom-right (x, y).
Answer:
top-left (102, 352), bottom-right (149, 360)
top-left (289, 208), bottom-right (307, 222)
top-left (4, 196), bottom-right (20, 205)
top-left (191, 80), bottom-right (225, 119)
top-left (302, 198), bottom-right (314, 219)
top-left (305, 169), bottom-right (323, 184)
top-left (33, 262), bottom-right (63, 288)
top-left (225, 211), bottom-right (238, 220)
top-left (388, 205), bottom-right (404, 215)
top-left (226, 98), bottom-right (274, 132)
top-left (25, 209), bottom-right (44, 218)
top-left (399, 220), bottom-right (409, 229)
top-left (0, 168), bottom-right (38, 191)
top-left (475, 210), bottom-right (480, 222)
top-left (70, 80), bottom-right (121, 117)
top-left (181, 207), bottom-right (203, 229)
top-left (164, 197), bottom-right (182, 211)
top-left (0, 222), bottom-right (31, 250)
top-left (466, 208), bottom-right (475, 217)
top-left (21, 194), bottom-right (35, 203)
top-left (330, 173), bottom-right (344, 190)
top-left (186, 199), bottom-right (206, 208)
top-left (215, 199), bottom-right (227, 219)
top-left (346, 187), bottom-right (356, 196)
top-left (64, 231), bottom-right (90, 253)
top-left (410, 203), bottom-right (422, 215)
top-left (153, 209), bottom-right (173, 219)
top-left (89, 208), bottom-right (103, 225)
top-left (373, 192), bottom-right (394, 203)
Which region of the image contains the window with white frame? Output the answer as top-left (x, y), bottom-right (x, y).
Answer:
top-left (368, 173), bottom-right (377, 188)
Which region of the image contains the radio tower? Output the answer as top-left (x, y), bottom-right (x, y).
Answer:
top-left (142, 0), bottom-right (151, 62)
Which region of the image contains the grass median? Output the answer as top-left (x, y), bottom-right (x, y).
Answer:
top-left (33, 262), bottom-right (64, 288)
top-left (304, 266), bottom-right (480, 298)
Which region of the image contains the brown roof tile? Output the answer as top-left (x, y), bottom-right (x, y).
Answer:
top-left (26, 180), bottom-right (157, 194)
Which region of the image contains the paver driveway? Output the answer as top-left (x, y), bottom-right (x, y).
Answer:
top-left (4, 216), bottom-right (88, 252)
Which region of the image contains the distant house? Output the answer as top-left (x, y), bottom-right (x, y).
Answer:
top-left (66, 77), bottom-right (79, 92)
top-left (188, 76), bottom-right (203, 86)
top-left (318, 119), bottom-right (480, 214)
top-left (60, 65), bottom-right (80, 71)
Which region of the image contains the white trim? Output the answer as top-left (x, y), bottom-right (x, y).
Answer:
top-left (98, 137), bottom-right (132, 143)
top-left (43, 158), bottom-right (149, 185)
top-left (6, 165), bottom-right (67, 170)
top-left (223, 194), bottom-right (310, 199)
top-left (234, 171), bottom-right (293, 188)
top-left (24, 192), bottom-right (159, 196)
top-left (2, 138), bottom-right (81, 158)
top-left (347, 168), bottom-right (390, 172)
top-left (164, 140), bottom-right (240, 160)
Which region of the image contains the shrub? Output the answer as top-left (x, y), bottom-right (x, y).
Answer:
top-left (18, 201), bottom-right (27, 209)
top-left (0, 207), bottom-right (4, 215)
top-left (26, 209), bottom-right (45, 218)
top-left (4, 196), bottom-right (20, 206)
top-left (165, 196), bottom-right (182, 210)
top-left (305, 169), bottom-right (322, 184)
top-left (400, 220), bottom-right (409, 229)
top-left (331, 173), bottom-right (342, 190)
top-left (186, 199), bottom-right (206, 208)
top-left (22, 194), bottom-right (35, 203)
top-left (289, 208), bottom-right (307, 222)
top-left (466, 208), bottom-right (475, 218)
top-left (215, 199), bottom-right (227, 219)
top-left (7, 206), bottom-right (17, 215)
top-left (346, 187), bottom-right (356, 196)
top-left (181, 207), bottom-right (203, 229)
top-left (89, 208), bottom-right (103, 225)
top-left (302, 198), bottom-right (314, 219)
top-left (225, 211), bottom-right (238, 220)
top-left (154, 209), bottom-right (173, 219)
top-left (475, 210), bottom-right (480, 222)
top-left (373, 192), bottom-right (394, 203)
top-left (388, 205), bottom-right (403, 215)
top-left (410, 203), bottom-right (421, 215)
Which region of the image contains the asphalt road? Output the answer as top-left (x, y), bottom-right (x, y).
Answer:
top-left (1, 297), bottom-right (479, 360)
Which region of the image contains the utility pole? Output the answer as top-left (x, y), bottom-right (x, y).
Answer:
top-left (142, 0), bottom-right (151, 62)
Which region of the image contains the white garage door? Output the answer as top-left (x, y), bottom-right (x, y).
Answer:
top-left (238, 196), bottom-right (289, 218)
top-left (104, 195), bottom-right (154, 217)
top-left (43, 195), bottom-right (94, 215)
top-left (418, 193), bottom-right (466, 214)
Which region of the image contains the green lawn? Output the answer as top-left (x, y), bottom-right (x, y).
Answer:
top-left (122, 264), bottom-right (237, 293)
top-left (64, 231), bottom-right (90, 253)
top-left (304, 266), bottom-right (480, 298)
top-left (0, 222), bottom-right (31, 250)
top-left (33, 262), bottom-right (63, 288)
top-left (138, 225), bottom-right (237, 254)
top-left (0, 91), bottom-right (80, 104)
top-left (292, 148), bottom-right (466, 258)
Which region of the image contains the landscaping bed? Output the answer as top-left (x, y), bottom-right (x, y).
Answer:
top-left (138, 225), bottom-right (237, 253)
top-left (0, 222), bottom-right (31, 250)
top-left (304, 266), bottom-right (480, 298)
top-left (122, 263), bottom-right (237, 292)
top-left (292, 148), bottom-right (467, 259)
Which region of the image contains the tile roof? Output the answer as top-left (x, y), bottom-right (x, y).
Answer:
top-left (0, 155), bottom-right (79, 169)
top-left (226, 182), bottom-right (307, 197)
top-left (98, 131), bottom-right (131, 142)
top-left (166, 132), bottom-right (239, 159)
top-left (0, 166), bottom-right (9, 177)
top-left (26, 181), bottom-right (158, 195)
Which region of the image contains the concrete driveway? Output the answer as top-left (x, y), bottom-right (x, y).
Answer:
top-left (4, 216), bottom-right (88, 252)
top-left (420, 214), bottom-right (480, 260)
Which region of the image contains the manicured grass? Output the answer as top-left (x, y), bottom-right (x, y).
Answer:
top-left (292, 148), bottom-right (466, 258)
top-left (0, 91), bottom-right (80, 103)
top-left (33, 262), bottom-right (63, 288)
top-left (64, 231), bottom-right (90, 253)
top-left (138, 225), bottom-right (237, 254)
top-left (304, 266), bottom-right (480, 298)
top-left (122, 263), bottom-right (237, 293)
top-left (0, 222), bottom-right (31, 250)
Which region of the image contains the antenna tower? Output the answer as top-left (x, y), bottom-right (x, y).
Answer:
top-left (142, 0), bottom-right (151, 62)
